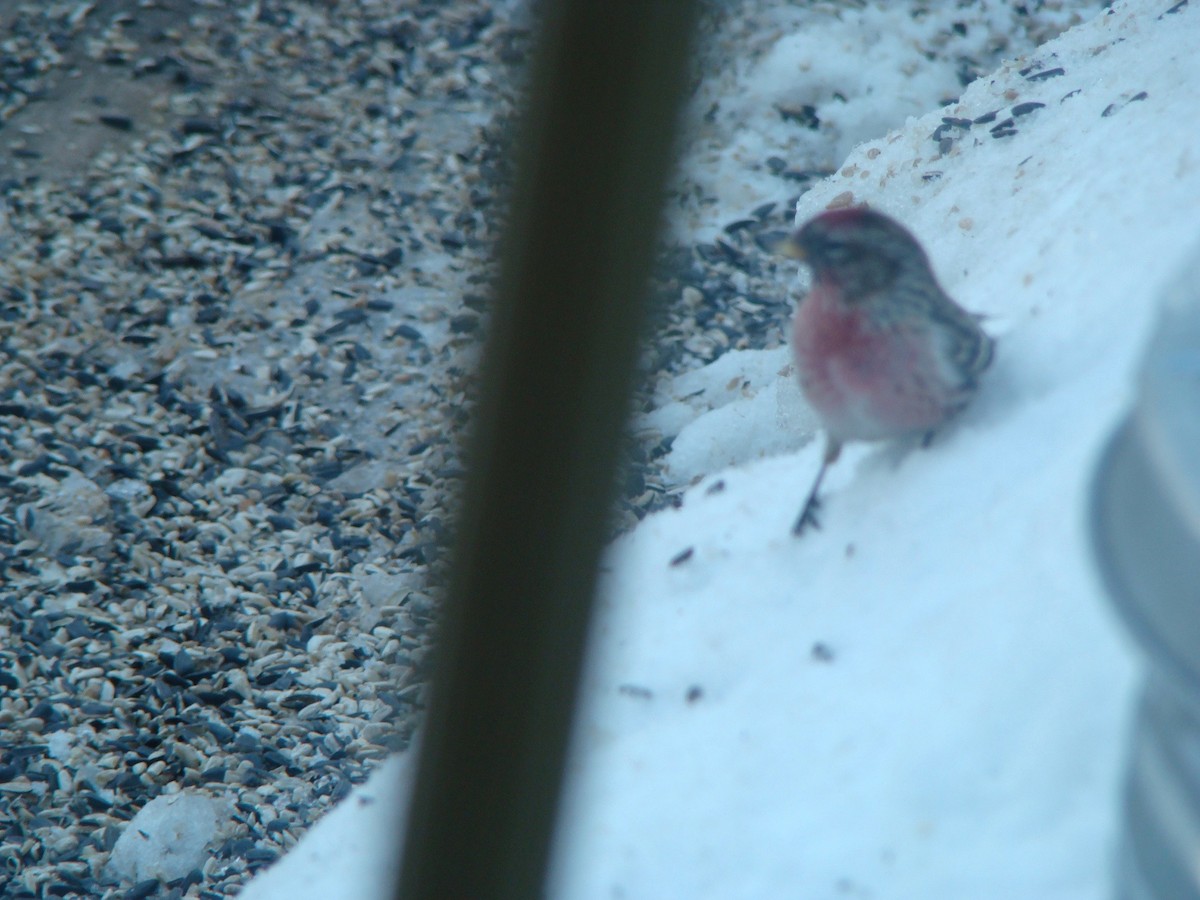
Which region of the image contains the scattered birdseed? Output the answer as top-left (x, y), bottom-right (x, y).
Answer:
top-left (1025, 66), bottom-right (1066, 81)
top-left (1101, 91), bottom-right (1149, 117)
top-left (0, 1), bottom-right (527, 896)
top-left (811, 642), bottom-right (835, 663)
top-left (670, 547), bottom-right (695, 567)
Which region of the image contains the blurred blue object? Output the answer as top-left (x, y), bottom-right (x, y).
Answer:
top-left (1091, 246), bottom-right (1200, 900)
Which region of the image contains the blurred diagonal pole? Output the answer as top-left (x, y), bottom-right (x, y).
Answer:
top-left (395, 3), bottom-right (700, 899)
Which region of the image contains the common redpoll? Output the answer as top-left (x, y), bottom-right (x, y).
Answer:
top-left (786, 207), bottom-right (994, 535)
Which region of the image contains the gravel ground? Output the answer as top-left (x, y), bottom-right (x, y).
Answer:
top-left (0, 1), bottom-right (1097, 897)
top-left (1, 2), bottom-right (522, 897)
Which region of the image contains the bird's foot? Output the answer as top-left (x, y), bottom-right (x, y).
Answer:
top-left (792, 494), bottom-right (822, 536)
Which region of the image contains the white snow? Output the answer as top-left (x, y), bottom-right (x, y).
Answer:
top-left (637, 346), bottom-right (815, 485)
top-left (237, 0), bottom-right (1200, 897)
top-left (671, 0), bottom-right (1100, 240)
top-left (45, 730), bottom-right (74, 762)
top-left (107, 791), bottom-right (230, 884)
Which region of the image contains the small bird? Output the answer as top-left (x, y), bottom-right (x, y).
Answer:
top-left (784, 207), bottom-right (994, 535)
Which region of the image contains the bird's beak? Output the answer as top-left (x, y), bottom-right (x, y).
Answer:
top-left (776, 233), bottom-right (806, 260)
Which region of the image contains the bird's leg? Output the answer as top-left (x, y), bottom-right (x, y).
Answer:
top-left (793, 437), bottom-right (842, 536)
top-left (792, 472), bottom-right (825, 535)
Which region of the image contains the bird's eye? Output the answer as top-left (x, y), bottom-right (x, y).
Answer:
top-left (821, 241), bottom-right (853, 263)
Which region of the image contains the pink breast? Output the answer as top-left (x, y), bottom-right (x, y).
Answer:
top-left (792, 287), bottom-right (953, 442)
